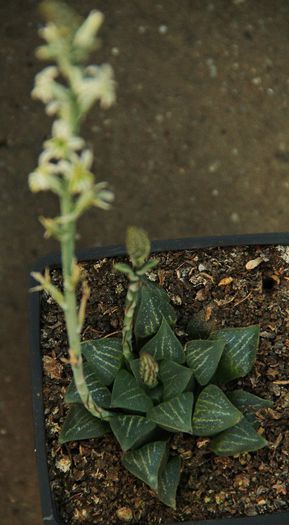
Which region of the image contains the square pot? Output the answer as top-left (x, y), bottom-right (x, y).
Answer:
top-left (30, 232), bottom-right (289, 525)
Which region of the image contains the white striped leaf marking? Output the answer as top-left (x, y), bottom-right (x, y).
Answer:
top-left (159, 360), bottom-right (194, 399)
top-left (81, 338), bottom-right (123, 386)
top-left (110, 415), bottom-right (156, 451)
top-left (122, 441), bottom-right (167, 491)
top-left (59, 404), bottom-right (110, 444)
top-left (147, 392), bottom-right (194, 433)
top-left (158, 456), bottom-right (182, 509)
top-left (64, 362), bottom-right (111, 408)
top-left (192, 384), bottom-right (243, 436)
top-left (209, 417), bottom-right (268, 455)
top-left (186, 339), bottom-right (225, 386)
top-left (134, 281), bottom-right (177, 339)
top-left (140, 317), bottom-right (185, 364)
top-left (211, 325), bottom-right (260, 384)
top-left (111, 369), bottom-right (153, 413)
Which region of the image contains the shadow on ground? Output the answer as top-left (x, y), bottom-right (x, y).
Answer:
top-left (1, 1), bottom-right (289, 523)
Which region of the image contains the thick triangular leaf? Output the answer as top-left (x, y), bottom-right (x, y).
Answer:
top-left (245, 413), bottom-right (259, 430)
top-left (64, 362), bottom-right (111, 408)
top-left (192, 384), bottom-right (243, 436)
top-left (122, 441), bottom-right (168, 491)
top-left (148, 383), bottom-right (164, 403)
top-left (186, 339), bottom-right (225, 386)
top-left (147, 392), bottom-right (194, 433)
top-left (159, 360), bottom-right (194, 400)
top-left (134, 281), bottom-right (177, 339)
top-left (129, 358), bottom-right (143, 383)
top-left (209, 417), bottom-right (268, 456)
top-left (59, 404), bottom-right (110, 444)
top-left (81, 338), bottom-right (123, 386)
top-left (110, 415), bottom-right (156, 451)
top-left (158, 456), bottom-right (182, 509)
top-left (227, 389), bottom-right (273, 414)
top-left (141, 317), bottom-right (185, 364)
top-left (212, 325), bottom-right (260, 384)
top-left (111, 370), bottom-right (153, 413)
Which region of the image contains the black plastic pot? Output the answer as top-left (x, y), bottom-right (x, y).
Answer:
top-left (30, 232), bottom-right (289, 525)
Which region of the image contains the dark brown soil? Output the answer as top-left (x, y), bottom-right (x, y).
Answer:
top-left (41, 244), bottom-right (289, 524)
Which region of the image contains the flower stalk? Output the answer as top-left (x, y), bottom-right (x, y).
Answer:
top-left (115, 227), bottom-right (159, 360)
top-left (29, 1), bottom-right (116, 420)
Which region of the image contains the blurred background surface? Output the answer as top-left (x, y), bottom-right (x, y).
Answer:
top-left (2, 0), bottom-right (289, 523)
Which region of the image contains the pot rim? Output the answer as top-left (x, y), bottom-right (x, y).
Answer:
top-left (29, 231), bottom-right (289, 525)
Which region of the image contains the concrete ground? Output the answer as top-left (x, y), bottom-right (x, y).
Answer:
top-left (2, 0), bottom-right (289, 523)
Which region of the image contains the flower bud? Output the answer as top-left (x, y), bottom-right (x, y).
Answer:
top-left (139, 352), bottom-right (159, 387)
top-left (73, 11), bottom-right (103, 49)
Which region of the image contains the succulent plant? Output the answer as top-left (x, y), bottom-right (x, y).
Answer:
top-left (60, 228), bottom-right (272, 509)
top-left (29, 1), bottom-right (271, 511)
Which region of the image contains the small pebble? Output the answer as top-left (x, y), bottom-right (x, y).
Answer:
top-left (230, 212), bottom-right (240, 223)
top-left (207, 58), bottom-right (218, 78)
top-left (116, 507), bottom-right (133, 522)
top-left (56, 456), bottom-right (71, 473)
top-left (159, 24), bottom-right (168, 34)
top-left (209, 160), bottom-right (220, 172)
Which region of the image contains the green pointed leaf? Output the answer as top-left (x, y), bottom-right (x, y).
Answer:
top-left (122, 441), bottom-right (168, 491)
top-left (111, 370), bottom-right (153, 413)
top-left (192, 384), bottom-right (243, 436)
top-left (59, 404), bottom-right (110, 444)
top-left (186, 339), bottom-right (225, 386)
top-left (212, 325), bottom-right (260, 384)
top-left (129, 358), bottom-right (143, 383)
top-left (159, 360), bottom-right (194, 399)
top-left (81, 337), bottom-right (123, 386)
top-left (227, 389), bottom-right (273, 414)
top-left (147, 392), bottom-right (194, 433)
top-left (158, 456), bottom-right (182, 509)
top-left (141, 317), bottom-right (185, 364)
top-left (245, 412), bottom-right (259, 430)
top-left (134, 281), bottom-right (177, 339)
top-left (64, 362), bottom-right (111, 408)
top-left (110, 415), bottom-right (156, 451)
top-left (210, 417), bottom-right (268, 456)
top-left (148, 383), bottom-right (164, 403)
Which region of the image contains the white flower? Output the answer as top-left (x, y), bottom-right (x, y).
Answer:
top-left (39, 23), bottom-right (61, 44)
top-left (45, 100), bottom-right (60, 116)
top-left (75, 64), bottom-right (116, 112)
top-left (42, 119), bottom-right (85, 161)
top-left (68, 149), bottom-right (94, 194)
top-left (28, 164), bottom-right (62, 194)
top-left (31, 66), bottom-right (59, 103)
top-left (73, 11), bottom-right (103, 49)
top-left (79, 149), bottom-right (93, 170)
top-left (93, 185), bottom-right (114, 209)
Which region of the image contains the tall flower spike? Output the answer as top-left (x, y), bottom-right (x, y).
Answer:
top-left (29, 2), bottom-right (116, 422)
